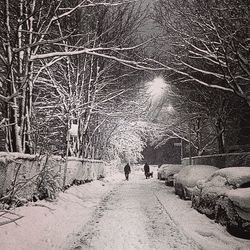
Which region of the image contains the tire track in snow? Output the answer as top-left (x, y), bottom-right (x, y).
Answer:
top-left (145, 190), bottom-right (202, 250)
top-left (67, 173), bottom-right (202, 250)
top-left (83, 181), bottom-right (151, 250)
top-left (139, 181), bottom-right (201, 250)
top-left (68, 184), bottom-right (122, 249)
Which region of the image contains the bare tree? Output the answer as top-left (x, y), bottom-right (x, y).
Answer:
top-left (146, 80), bottom-right (247, 156)
top-left (153, 0), bottom-right (250, 105)
top-left (0, 0), bottom-right (158, 153)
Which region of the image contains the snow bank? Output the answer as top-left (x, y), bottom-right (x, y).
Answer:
top-left (0, 173), bottom-right (123, 250)
top-left (156, 183), bottom-right (250, 250)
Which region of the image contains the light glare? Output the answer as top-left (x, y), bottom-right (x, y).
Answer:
top-left (146, 77), bottom-right (166, 97)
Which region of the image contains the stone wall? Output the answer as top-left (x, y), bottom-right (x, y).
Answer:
top-left (0, 152), bottom-right (115, 199)
top-left (181, 152), bottom-right (250, 168)
top-left (0, 153), bottom-right (39, 198)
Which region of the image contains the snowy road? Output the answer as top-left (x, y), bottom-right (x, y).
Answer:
top-left (66, 171), bottom-right (200, 250)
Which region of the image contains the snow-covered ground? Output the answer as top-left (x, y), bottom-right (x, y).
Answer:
top-left (0, 174), bottom-right (122, 250)
top-left (0, 167), bottom-right (250, 250)
top-left (65, 173), bottom-right (199, 250)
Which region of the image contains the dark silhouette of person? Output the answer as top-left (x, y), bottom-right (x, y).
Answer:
top-left (124, 163), bottom-right (131, 181)
top-left (144, 162), bottom-right (150, 179)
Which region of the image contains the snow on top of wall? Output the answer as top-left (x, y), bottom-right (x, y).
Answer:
top-left (0, 152), bottom-right (104, 164)
top-left (67, 157), bottom-right (104, 163)
top-left (0, 152), bottom-right (37, 163)
top-left (176, 165), bottom-right (219, 187)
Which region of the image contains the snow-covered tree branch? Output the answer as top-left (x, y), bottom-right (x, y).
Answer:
top-left (0, 0), bottom-right (156, 154)
top-left (153, 0), bottom-right (250, 105)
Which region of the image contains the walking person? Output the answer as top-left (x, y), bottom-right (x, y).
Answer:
top-left (144, 162), bottom-right (150, 179)
top-left (124, 163), bottom-right (131, 181)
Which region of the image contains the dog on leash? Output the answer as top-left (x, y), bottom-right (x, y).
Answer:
top-left (145, 172), bottom-right (153, 179)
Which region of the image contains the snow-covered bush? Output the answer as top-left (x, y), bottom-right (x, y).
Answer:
top-left (34, 167), bottom-right (61, 201)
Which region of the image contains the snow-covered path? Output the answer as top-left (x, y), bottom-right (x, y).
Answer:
top-left (66, 172), bottom-right (200, 250)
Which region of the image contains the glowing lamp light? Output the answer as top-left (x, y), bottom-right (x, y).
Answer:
top-left (146, 77), bottom-right (166, 98)
top-left (167, 104), bottom-right (174, 113)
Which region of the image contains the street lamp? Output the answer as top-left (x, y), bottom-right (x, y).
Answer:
top-left (146, 76), bottom-right (167, 98)
top-left (145, 77), bottom-right (169, 120)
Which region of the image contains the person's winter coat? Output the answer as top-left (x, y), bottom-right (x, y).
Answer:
top-left (144, 163), bottom-right (150, 173)
top-left (124, 163), bottom-right (131, 174)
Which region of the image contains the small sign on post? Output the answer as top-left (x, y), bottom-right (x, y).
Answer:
top-left (174, 140), bottom-right (183, 159)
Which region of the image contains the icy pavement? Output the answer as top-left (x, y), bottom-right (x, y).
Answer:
top-left (1, 168), bottom-right (250, 250)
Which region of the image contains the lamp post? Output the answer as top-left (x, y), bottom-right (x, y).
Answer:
top-left (146, 77), bottom-right (168, 120)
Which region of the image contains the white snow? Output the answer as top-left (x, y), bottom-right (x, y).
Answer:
top-left (227, 187), bottom-right (250, 209)
top-left (227, 187), bottom-right (250, 221)
top-left (199, 167), bottom-right (250, 196)
top-left (158, 164), bottom-right (182, 178)
top-left (69, 123), bottom-right (78, 137)
top-left (0, 152), bottom-right (37, 162)
top-left (0, 167), bottom-right (250, 250)
top-left (210, 167), bottom-right (250, 187)
top-left (176, 165), bottom-right (219, 187)
top-left (156, 184), bottom-right (250, 250)
top-left (0, 173), bottom-right (123, 250)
